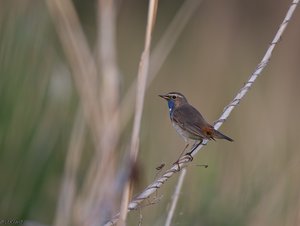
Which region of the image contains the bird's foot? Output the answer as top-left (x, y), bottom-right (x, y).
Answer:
top-left (172, 159), bottom-right (181, 172)
top-left (185, 151), bottom-right (194, 161)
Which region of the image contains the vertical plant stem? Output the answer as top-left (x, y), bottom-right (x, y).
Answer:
top-left (46, 0), bottom-right (102, 150)
top-left (165, 169), bottom-right (187, 226)
top-left (78, 0), bottom-right (121, 224)
top-left (118, 0), bottom-right (158, 225)
top-left (53, 109), bottom-right (86, 226)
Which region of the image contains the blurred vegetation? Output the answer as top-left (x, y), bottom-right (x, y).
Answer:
top-left (1, 0), bottom-right (300, 226)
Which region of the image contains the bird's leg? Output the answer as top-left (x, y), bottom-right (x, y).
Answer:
top-left (185, 140), bottom-right (202, 160)
top-left (173, 143), bottom-right (189, 171)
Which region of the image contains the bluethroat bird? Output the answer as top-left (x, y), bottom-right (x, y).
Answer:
top-left (159, 92), bottom-right (233, 159)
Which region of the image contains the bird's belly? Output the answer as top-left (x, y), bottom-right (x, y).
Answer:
top-left (172, 122), bottom-right (199, 141)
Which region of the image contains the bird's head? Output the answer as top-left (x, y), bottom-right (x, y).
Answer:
top-left (159, 92), bottom-right (188, 112)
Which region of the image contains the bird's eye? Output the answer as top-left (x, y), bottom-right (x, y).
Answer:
top-left (172, 95), bottom-right (176, 99)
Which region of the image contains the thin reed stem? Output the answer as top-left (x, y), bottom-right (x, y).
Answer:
top-left (53, 109), bottom-right (86, 226)
top-left (46, 0), bottom-right (102, 150)
top-left (118, 1), bottom-right (158, 225)
top-left (165, 169), bottom-right (187, 226)
top-left (77, 1), bottom-right (121, 224)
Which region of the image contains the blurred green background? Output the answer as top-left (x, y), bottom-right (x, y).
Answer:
top-left (1, 0), bottom-right (300, 225)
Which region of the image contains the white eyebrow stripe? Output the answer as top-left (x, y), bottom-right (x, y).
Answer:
top-left (169, 93), bottom-right (182, 98)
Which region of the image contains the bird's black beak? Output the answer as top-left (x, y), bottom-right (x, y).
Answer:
top-left (159, 94), bottom-right (169, 100)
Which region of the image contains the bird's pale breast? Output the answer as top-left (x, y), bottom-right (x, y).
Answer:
top-left (171, 121), bottom-right (200, 142)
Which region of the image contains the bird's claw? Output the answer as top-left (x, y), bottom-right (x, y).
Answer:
top-left (185, 152), bottom-right (194, 161)
top-left (172, 160), bottom-right (181, 172)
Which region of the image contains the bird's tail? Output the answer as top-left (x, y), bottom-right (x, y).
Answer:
top-left (213, 129), bottom-right (234, 142)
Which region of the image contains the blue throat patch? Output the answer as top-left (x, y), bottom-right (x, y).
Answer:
top-left (167, 100), bottom-right (175, 116)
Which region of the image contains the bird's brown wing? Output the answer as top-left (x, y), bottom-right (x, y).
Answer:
top-left (172, 104), bottom-right (214, 139)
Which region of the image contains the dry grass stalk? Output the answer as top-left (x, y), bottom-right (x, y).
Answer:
top-left (47, 0), bottom-right (120, 224)
top-left (165, 168), bottom-right (187, 226)
top-left (77, 1), bottom-right (121, 224)
top-left (47, 0), bottom-right (107, 224)
top-left (118, 0), bottom-right (158, 225)
top-left (46, 0), bottom-right (102, 149)
top-left (53, 109), bottom-right (86, 226)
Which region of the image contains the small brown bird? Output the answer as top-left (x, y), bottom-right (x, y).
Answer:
top-left (159, 92), bottom-right (233, 155)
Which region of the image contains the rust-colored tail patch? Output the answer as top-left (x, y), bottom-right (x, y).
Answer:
top-left (203, 126), bottom-right (233, 142)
